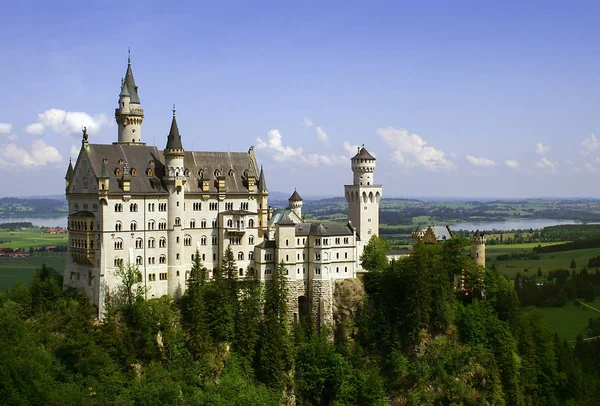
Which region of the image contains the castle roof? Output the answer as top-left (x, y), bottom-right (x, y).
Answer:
top-left (119, 79), bottom-right (130, 98)
top-left (295, 222), bottom-right (353, 236)
top-left (289, 189), bottom-right (302, 201)
top-left (123, 61), bottom-right (140, 104)
top-left (165, 113), bottom-right (183, 151)
top-left (353, 146), bottom-right (375, 160)
top-left (71, 143), bottom-right (261, 196)
top-left (258, 165), bottom-right (267, 192)
top-left (65, 160), bottom-right (74, 180)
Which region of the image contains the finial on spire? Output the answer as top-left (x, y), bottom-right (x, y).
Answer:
top-left (128, 47), bottom-right (131, 65)
top-left (173, 104), bottom-right (176, 117)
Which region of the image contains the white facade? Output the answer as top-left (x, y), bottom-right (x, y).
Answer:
top-left (63, 59), bottom-right (382, 320)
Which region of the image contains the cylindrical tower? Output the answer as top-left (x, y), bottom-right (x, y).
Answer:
top-left (288, 189), bottom-right (303, 219)
top-left (164, 108), bottom-right (186, 297)
top-left (115, 57), bottom-right (144, 144)
top-left (470, 230), bottom-right (486, 267)
top-left (351, 146), bottom-right (376, 186)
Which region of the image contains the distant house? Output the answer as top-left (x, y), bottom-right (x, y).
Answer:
top-left (386, 248), bottom-right (411, 261)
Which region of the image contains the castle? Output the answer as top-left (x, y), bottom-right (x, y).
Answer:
top-left (63, 58), bottom-right (382, 322)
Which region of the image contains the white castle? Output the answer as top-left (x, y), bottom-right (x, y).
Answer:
top-left (63, 58), bottom-right (383, 322)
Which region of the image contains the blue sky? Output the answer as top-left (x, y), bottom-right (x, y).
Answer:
top-left (2, 0), bottom-right (600, 198)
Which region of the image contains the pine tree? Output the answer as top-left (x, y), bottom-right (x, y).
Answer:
top-left (234, 266), bottom-right (262, 374)
top-left (183, 250), bottom-right (211, 355)
top-left (257, 261), bottom-right (293, 389)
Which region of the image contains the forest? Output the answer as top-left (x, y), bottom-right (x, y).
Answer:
top-left (1, 240), bottom-right (600, 405)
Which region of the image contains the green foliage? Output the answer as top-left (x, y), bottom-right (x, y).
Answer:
top-left (256, 261), bottom-right (292, 390)
top-left (112, 261), bottom-right (145, 307)
top-left (360, 234), bottom-right (391, 271)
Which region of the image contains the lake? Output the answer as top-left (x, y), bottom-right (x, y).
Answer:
top-left (0, 216), bottom-right (68, 228)
top-left (451, 219), bottom-right (585, 232)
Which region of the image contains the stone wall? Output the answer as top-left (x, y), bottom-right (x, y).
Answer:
top-left (287, 279), bottom-right (307, 323)
top-left (311, 279), bottom-right (334, 325)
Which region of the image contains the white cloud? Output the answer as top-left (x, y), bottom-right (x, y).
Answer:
top-left (377, 127), bottom-right (455, 171)
top-left (0, 140), bottom-right (63, 169)
top-left (0, 123), bottom-right (11, 135)
top-left (581, 134), bottom-right (599, 154)
top-left (505, 160), bottom-right (520, 169)
top-left (303, 117), bottom-right (313, 127)
top-left (534, 156), bottom-right (557, 172)
top-left (535, 142), bottom-right (550, 156)
top-left (257, 129), bottom-right (303, 163)
top-left (256, 129), bottom-right (346, 167)
top-left (343, 141), bottom-right (360, 157)
top-left (70, 145), bottom-right (80, 159)
top-left (315, 126), bottom-right (328, 143)
top-left (29, 108), bottom-right (110, 136)
top-left (584, 163), bottom-right (598, 172)
top-left (465, 155), bottom-right (497, 167)
top-left (25, 122), bottom-right (45, 136)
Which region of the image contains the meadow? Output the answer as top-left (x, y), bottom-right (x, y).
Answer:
top-left (0, 252), bottom-right (67, 291)
top-left (526, 298), bottom-right (600, 342)
top-left (486, 242), bottom-right (600, 279)
top-left (0, 228), bottom-right (67, 249)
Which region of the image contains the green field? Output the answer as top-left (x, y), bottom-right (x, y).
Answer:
top-left (0, 228), bottom-right (67, 250)
top-left (0, 252), bottom-right (66, 291)
top-left (527, 298), bottom-right (600, 342)
top-left (486, 242), bottom-right (600, 279)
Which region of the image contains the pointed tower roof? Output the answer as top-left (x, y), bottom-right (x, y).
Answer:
top-left (353, 146), bottom-right (375, 160)
top-left (258, 165), bottom-right (267, 192)
top-left (99, 159), bottom-right (109, 179)
top-left (123, 53), bottom-right (140, 104)
top-left (119, 78), bottom-right (130, 97)
top-left (165, 106), bottom-right (184, 151)
top-left (289, 189), bottom-right (302, 202)
top-left (65, 159), bottom-right (74, 180)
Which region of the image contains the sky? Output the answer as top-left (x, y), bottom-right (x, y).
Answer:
top-left (2, 0), bottom-right (600, 199)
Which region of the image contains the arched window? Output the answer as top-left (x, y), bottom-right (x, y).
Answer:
top-left (135, 238), bottom-right (143, 249)
top-left (227, 219), bottom-right (233, 227)
top-left (190, 220), bottom-right (196, 228)
top-left (148, 238), bottom-right (155, 248)
top-left (130, 222), bottom-right (137, 231)
top-left (201, 236), bottom-right (207, 245)
top-left (136, 256), bottom-right (143, 265)
top-left (114, 239), bottom-right (123, 250)
top-left (115, 221), bottom-right (122, 231)
top-left (249, 235), bottom-right (255, 245)
top-left (201, 219), bottom-right (207, 228)
top-left (148, 220), bottom-right (155, 230)
top-left (248, 251), bottom-right (254, 260)
top-left (159, 255), bottom-right (166, 264)
top-left (238, 252), bottom-right (244, 260)
top-left (159, 237), bottom-right (167, 248)
top-left (248, 219), bottom-right (254, 228)
top-left (175, 217), bottom-right (181, 226)
top-left (184, 236), bottom-right (192, 246)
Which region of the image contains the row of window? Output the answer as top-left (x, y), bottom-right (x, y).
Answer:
top-left (115, 201), bottom-right (255, 214)
top-left (70, 220), bottom-right (94, 231)
top-left (70, 239), bottom-right (94, 249)
top-left (72, 203), bottom-right (98, 212)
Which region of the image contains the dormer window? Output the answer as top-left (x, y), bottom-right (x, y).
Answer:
top-left (118, 159), bottom-right (124, 165)
top-left (214, 169), bottom-right (221, 177)
top-left (115, 168), bottom-right (122, 176)
top-left (131, 168), bottom-right (136, 176)
top-left (146, 168), bottom-right (153, 176)
top-left (228, 169), bottom-right (234, 177)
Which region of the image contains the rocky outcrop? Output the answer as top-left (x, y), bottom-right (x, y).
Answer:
top-left (333, 278), bottom-right (365, 324)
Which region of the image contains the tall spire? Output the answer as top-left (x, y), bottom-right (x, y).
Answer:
top-left (165, 107), bottom-right (183, 151)
top-left (258, 165), bottom-right (267, 192)
top-left (65, 158), bottom-right (74, 180)
top-left (123, 50), bottom-right (140, 104)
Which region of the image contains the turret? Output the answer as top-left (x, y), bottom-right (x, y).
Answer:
top-left (257, 165), bottom-right (269, 237)
top-left (163, 107), bottom-right (186, 297)
top-left (115, 52), bottom-right (144, 144)
top-left (351, 145), bottom-right (376, 186)
top-left (98, 158), bottom-right (109, 193)
top-left (65, 159), bottom-right (74, 191)
top-left (288, 189), bottom-right (303, 219)
top-left (470, 230), bottom-right (486, 267)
